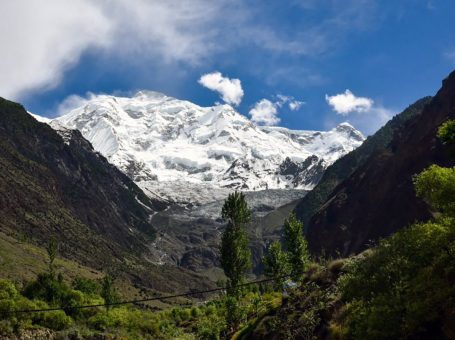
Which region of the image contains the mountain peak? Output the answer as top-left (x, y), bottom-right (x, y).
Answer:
top-left (336, 121), bottom-right (355, 129)
top-left (133, 90), bottom-right (168, 100)
top-left (52, 92), bottom-right (365, 202)
top-left (334, 122), bottom-right (365, 141)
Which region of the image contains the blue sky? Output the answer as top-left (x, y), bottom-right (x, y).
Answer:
top-left (1, 0), bottom-right (455, 135)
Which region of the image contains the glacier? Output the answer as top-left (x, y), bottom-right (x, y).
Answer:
top-left (49, 90), bottom-right (365, 203)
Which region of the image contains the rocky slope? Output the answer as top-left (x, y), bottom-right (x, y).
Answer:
top-left (0, 97), bottom-right (210, 293)
top-left (149, 189), bottom-right (307, 276)
top-left (304, 71), bottom-right (455, 256)
top-left (51, 91), bottom-right (364, 203)
top-left (294, 96), bottom-right (432, 228)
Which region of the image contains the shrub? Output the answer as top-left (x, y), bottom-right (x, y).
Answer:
top-left (72, 277), bottom-right (100, 295)
top-left (36, 310), bottom-right (73, 330)
top-left (0, 280), bottom-right (18, 300)
top-left (339, 219), bottom-right (455, 339)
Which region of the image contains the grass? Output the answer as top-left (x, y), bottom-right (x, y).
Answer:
top-left (0, 231), bottom-right (194, 309)
top-left (0, 231), bottom-right (102, 283)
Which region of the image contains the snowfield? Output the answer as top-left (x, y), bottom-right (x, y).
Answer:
top-left (49, 90), bottom-right (365, 203)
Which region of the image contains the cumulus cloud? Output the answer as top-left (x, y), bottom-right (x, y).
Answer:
top-left (249, 94), bottom-right (304, 126)
top-left (325, 89), bottom-right (394, 135)
top-left (198, 72), bottom-right (244, 106)
top-left (325, 90), bottom-right (373, 115)
top-left (329, 105), bottom-right (394, 136)
top-left (249, 99), bottom-right (280, 126)
top-left (0, 0), bottom-right (387, 101)
top-left (276, 94), bottom-right (305, 111)
top-left (0, 0), bottom-right (231, 100)
top-left (289, 100), bottom-right (305, 111)
top-left (0, 0), bottom-right (111, 100)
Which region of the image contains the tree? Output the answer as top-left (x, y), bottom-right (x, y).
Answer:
top-left (414, 165), bottom-right (455, 216)
top-left (47, 237), bottom-right (58, 277)
top-left (283, 213), bottom-right (310, 282)
top-left (101, 275), bottom-right (118, 310)
top-left (263, 241), bottom-right (290, 290)
top-left (414, 120), bottom-right (455, 217)
top-left (338, 119), bottom-right (455, 338)
top-left (220, 191), bottom-right (252, 294)
top-left (224, 295), bottom-right (247, 333)
top-left (437, 119), bottom-right (455, 146)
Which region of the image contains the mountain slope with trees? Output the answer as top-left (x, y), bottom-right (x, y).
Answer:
top-left (294, 96), bottom-right (432, 228)
top-left (0, 97), bottom-right (210, 293)
top-left (302, 71), bottom-right (455, 256)
top-left (248, 117), bottom-right (455, 339)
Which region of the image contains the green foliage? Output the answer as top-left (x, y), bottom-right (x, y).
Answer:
top-left (46, 237), bottom-right (58, 277)
top-left (72, 277), bottom-right (100, 295)
top-left (339, 218), bottom-right (455, 339)
top-left (0, 273), bottom-right (287, 339)
top-left (224, 295), bottom-right (247, 333)
top-left (196, 312), bottom-right (226, 340)
top-left (87, 306), bottom-right (160, 335)
top-left (414, 164), bottom-right (455, 216)
top-left (0, 278), bottom-right (74, 334)
top-left (100, 275), bottom-right (119, 309)
top-left (221, 191), bottom-right (251, 227)
top-left (262, 241), bottom-right (290, 290)
top-left (220, 191), bottom-right (252, 293)
top-left (22, 273), bottom-right (101, 320)
top-left (336, 120), bottom-right (455, 338)
top-left (23, 273), bottom-right (68, 306)
top-left (283, 213), bottom-right (310, 281)
top-left (35, 310), bottom-right (73, 331)
top-left (437, 119), bottom-right (455, 145)
top-left (0, 280), bottom-right (17, 300)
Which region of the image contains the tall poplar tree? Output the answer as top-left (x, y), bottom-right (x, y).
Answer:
top-left (283, 213), bottom-right (310, 282)
top-left (220, 191), bottom-right (252, 294)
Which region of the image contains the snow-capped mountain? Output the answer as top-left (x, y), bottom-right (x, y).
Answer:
top-left (52, 91), bottom-right (364, 203)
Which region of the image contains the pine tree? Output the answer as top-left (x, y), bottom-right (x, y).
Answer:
top-left (220, 191), bottom-right (252, 294)
top-left (283, 213), bottom-right (310, 282)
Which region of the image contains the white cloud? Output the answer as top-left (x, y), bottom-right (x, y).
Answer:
top-left (249, 94), bottom-right (304, 126)
top-left (198, 72), bottom-right (244, 106)
top-left (276, 94), bottom-right (304, 111)
top-left (0, 0), bottom-right (388, 101)
top-left (0, 0), bottom-right (110, 100)
top-left (325, 89), bottom-right (395, 135)
top-left (0, 0), bottom-right (231, 100)
top-left (249, 99), bottom-right (280, 126)
top-left (340, 105), bottom-right (394, 136)
top-left (325, 89), bottom-right (373, 115)
top-left (289, 100), bottom-right (304, 111)
top-left (56, 93), bottom-right (95, 116)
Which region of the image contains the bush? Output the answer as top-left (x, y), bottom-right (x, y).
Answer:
top-left (196, 314), bottom-right (226, 340)
top-left (0, 280), bottom-right (18, 300)
top-left (72, 277), bottom-right (100, 295)
top-left (339, 219), bottom-right (455, 339)
top-left (190, 307), bottom-right (201, 318)
top-left (35, 310), bottom-right (73, 330)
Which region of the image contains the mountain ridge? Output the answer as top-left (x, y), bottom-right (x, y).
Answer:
top-left (45, 92), bottom-right (365, 203)
top-left (304, 71), bottom-right (455, 256)
top-left (294, 96), bottom-right (433, 228)
top-left (0, 97), bottom-right (211, 293)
